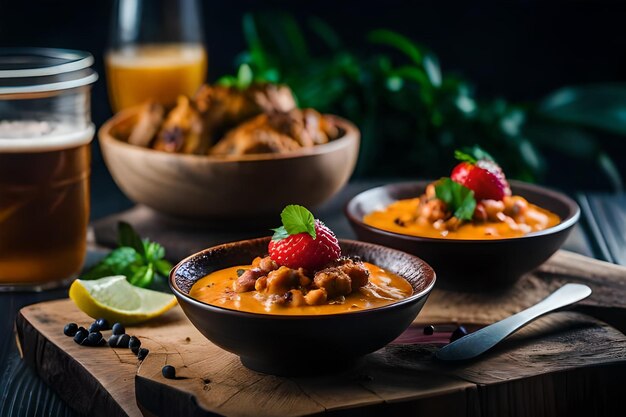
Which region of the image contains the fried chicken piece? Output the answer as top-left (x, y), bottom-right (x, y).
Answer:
top-left (127, 101), bottom-right (164, 147)
top-left (313, 258), bottom-right (370, 298)
top-left (209, 112), bottom-right (302, 156)
top-left (194, 83), bottom-right (296, 145)
top-left (265, 266), bottom-right (310, 295)
top-left (210, 108), bottom-right (337, 156)
top-left (153, 96), bottom-right (209, 154)
top-left (233, 268), bottom-right (265, 293)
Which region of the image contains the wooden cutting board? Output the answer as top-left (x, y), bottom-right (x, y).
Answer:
top-left (15, 250), bottom-right (626, 417)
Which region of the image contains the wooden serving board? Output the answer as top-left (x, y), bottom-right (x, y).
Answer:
top-left (15, 250), bottom-right (626, 417)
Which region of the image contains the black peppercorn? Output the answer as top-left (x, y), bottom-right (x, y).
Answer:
top-left (137, 348), bottom-right (149, 360)
top-left (116, 334), bottom-right (130, 348)
top-left (73, 328), bottom-right (89, 344)
top-left (162, 365), bottom-right (176, 379)
top-left (95, 318), bottom-right (110, 330)
top-left (87, 331), bottom-right (103, 346)
top-left (64, 323), bottom-right (78, 337)
top-left (450, 325), bottom-right (468, 342)
top-left (108, 334), bottom-right (120, 347)
top-left (111, 322), bottom-right (125, 336)
top-left (128, 336), bottom-right (141, 350)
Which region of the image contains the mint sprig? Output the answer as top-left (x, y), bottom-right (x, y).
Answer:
top-left (82, 222), bottom-right (172, 291)
top-left (435, 178), bottom-right (477, 221)
top-left (455, 145), bottom-right (495, 164)
top-left (271, 205), bottom-right (317, 241)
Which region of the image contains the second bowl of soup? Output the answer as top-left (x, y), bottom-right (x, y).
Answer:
top-left (346, 180), bottom-right (580, 290)
top-left (170, 237), bottom-right (435, 376)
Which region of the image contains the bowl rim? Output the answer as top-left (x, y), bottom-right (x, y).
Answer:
top-left (98, 107), bottom-right (360, 163)
top-left (169, 237), bottom-right (436, 320)
top-left (345, 179), bottom-right (581, 244)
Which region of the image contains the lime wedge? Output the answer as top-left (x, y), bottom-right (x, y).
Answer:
top-left (69, 276), bottom-right (177, 325)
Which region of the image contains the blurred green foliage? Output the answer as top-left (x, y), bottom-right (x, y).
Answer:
top-left (219, 13), bottom-right (625, 190)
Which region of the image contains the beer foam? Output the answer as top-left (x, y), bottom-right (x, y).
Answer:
top-left (0, 121), bottom-right (94, 152)
top-left (106, 44), bottom-right (206, 68)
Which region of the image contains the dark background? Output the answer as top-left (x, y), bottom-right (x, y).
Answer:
top-left (1, 0), bottom-right (625, 218)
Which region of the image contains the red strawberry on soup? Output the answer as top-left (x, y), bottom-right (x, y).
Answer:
top-left (450, 149), bottom-right (511, 201)
top-left (268, 205), bottom-right (341, 271)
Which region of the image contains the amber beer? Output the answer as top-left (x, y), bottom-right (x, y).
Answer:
top-left (0, 124), bottom-right (93, 285)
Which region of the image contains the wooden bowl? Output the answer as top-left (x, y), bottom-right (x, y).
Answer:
top-left (346, 180), bottom-right (580, 291)
top-left (98, 108), bottom-right (359, 220)
top-left (170, 237), bottom-right (436, 376)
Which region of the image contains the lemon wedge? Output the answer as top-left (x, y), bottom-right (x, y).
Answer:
top-left (69, 276), bottom-right (177, 325)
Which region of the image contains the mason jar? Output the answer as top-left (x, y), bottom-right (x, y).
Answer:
top-left (0, 48), bottom-right (98, 290)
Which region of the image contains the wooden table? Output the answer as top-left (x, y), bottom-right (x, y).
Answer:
top-left (1, 181), bottom-right (624, 417)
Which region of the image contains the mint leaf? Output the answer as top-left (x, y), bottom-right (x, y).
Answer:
top-left (435, 178), bottom-right (477, 221)
top-left (271, 205), bottom-right (317, 240)
top-left (82, 247), bottom-right (142, 280)
top-left (143, 240), bottom-right (165, 262)
top-left (117, 222), bottom-right (145, 256)
top-left (271, 226), bottom-right (290, 241)
top-left (129, 264), bottom-right (154, 288)
top-left (154, 259), bottom-right (173, 277)
top-left (455, 145), bottom-right (495, 164)
top-left (454, 150), bottom-right (477, 164)
top-left (85, 222), bottom-right (172, 290)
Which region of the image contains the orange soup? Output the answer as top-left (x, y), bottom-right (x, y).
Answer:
top-left (364, 196), bottom-right (560, 240)
top-left (106, 43), bottom-right (207, 112)
top-left (190, 262), bottom-right (413, 315)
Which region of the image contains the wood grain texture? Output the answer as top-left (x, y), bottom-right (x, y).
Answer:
top-left (16, 299), bottom-right (626, 417)
top-left (14, 251), bottom-right (626, 417)
top-left (417, 250), bottom-right (626, 332)
top-left (99, 109), bottom-right (360, 220)
top-left (17, 251), bottom-right (626, 416)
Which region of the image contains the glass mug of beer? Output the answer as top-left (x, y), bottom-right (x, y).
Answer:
top-left (106, 0), bottom-right (207, 112)
top-left (0, 48), bottom-right (97, 290)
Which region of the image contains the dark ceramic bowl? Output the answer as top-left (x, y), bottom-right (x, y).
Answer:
top-left (346, 180), bottom-right (580, 290)
top-left (170, 237), bottom-right (435, 376)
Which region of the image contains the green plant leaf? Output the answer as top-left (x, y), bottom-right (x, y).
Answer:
top-left (242, 13), bottom-right (269, 72)
top-left (597, 151), bottom-right (624, 190)
top-left (308, 16), bottom-right (342, 51)
top-left (216, 75), bottom-right (238, 87)
top-left (391, 66), bottom-right (430, 86)
top-left (539, 83), bottom-right (626, 135)
top-left (423, 54), bottom-right (442, 87)
top-left (369, 29), bottom-right (424, 65)
top-left (237, 63), bottom-right (253, 89)
top-left (435, 178), bottom-right (477, 220)
top-left (117, 222), bottom-right (145, 257)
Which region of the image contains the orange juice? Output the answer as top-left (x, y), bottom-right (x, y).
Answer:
top-left (105, 43), bottom-right (207, 111)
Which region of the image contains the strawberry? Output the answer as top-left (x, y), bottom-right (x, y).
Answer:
top-left (268, 205), bottom-right (341, 271)
top-left (450, 150), bottom-right (511, 201)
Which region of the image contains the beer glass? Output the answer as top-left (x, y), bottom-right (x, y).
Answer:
top-left (0, 48), bottom-right (97, 290)
top-left (106, 0), bottom-right (207, 112)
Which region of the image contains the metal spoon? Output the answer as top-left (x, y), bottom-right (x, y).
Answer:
top-left (435, 283), bottom-right (592, 361)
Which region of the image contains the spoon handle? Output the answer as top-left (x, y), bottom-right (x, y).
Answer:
top-left (435, 283), bottom-right (592, 361)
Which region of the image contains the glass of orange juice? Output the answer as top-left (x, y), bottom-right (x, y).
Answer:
top-left (106, 0), bottom-right (207, 112)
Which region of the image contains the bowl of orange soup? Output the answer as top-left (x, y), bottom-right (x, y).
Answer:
top-left (346, 180), bottom-right (580, 290)
top-left (169, 237), bottom-right (435, 376)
